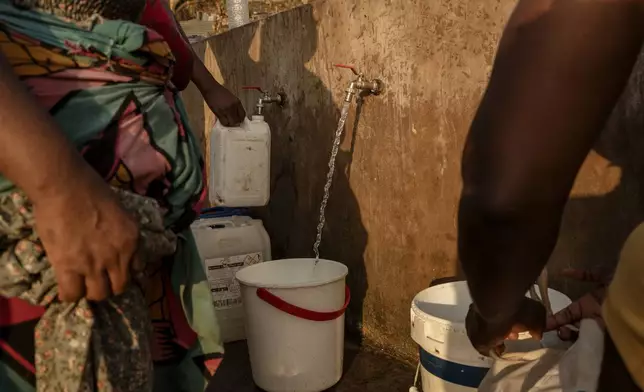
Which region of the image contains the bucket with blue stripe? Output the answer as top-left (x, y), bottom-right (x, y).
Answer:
top-left (410, 281), bottom-right (572, 391)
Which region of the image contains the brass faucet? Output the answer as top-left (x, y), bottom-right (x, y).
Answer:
top-left (334, 64), bottom-right (384, 103)
top-left (242, 86), bottom-right (287, 115)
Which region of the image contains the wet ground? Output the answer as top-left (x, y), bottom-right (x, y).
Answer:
top-left (206, 341), bottom-right (416, 392)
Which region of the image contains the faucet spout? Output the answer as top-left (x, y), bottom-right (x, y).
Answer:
top-left (343, 82), bottom-right (357, 103)
top-left (242, 87), bottom-right (287, 115)
top-left (334, 64), bottom-right (384, 103)
top-left (354, 78), bottom-right (383, 96)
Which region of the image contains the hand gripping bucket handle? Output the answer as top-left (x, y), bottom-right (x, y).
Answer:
top-left (256, 285), bottom-right (351, 321)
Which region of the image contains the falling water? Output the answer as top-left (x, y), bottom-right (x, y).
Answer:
top-left (313, 101), bottom-right (352, 263)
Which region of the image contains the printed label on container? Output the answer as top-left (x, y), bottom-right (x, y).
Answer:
top-left (205, 252), bottom-right (263, 309)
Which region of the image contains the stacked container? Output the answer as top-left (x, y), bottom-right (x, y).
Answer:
top-left (191, 215), bottom-right (271, 342)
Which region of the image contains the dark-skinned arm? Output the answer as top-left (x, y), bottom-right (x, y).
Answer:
top-left (168, 8), bottom-right (246, 125)
top-left (459, 0), bottom-right (644, 324)
top-left (190, 49), bottom-right (246, 125)
top-left (0, 52), bottom-right (101, 203)
top-left (0, 52), bottom-right (140, 302)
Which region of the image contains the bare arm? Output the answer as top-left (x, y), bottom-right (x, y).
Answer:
top-left (0, 53), bottom-right (105, 203)
top-left (167, 9), bottom-right (216, 91)
top-left (0, 52), bottom-right (141, 302)
top-left (459, 0), bottom-right (644, 323)
top-left (190, 50), bottom-right (226, 100)
top-left (167, 9), bottom-right (246, 125)
top-left (171, 19), bottom-right (221, 97)
top-left (190, 48), bottom-right (246, 126)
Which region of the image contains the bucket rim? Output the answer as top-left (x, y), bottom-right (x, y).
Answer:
top-left (410, 282), bottom-right (573, 338)
top-left (411, 299), bottom-right (464, 330)
top-left (411, 282), bottom-right (469, 329)
top-left (236, 258), bottom-right (348, 289)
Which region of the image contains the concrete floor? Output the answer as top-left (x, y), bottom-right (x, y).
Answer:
top-left (206, 341), bottom-right (416, 392)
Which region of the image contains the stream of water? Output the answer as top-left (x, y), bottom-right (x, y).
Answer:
top-left (312, 101), bottom-right (352, 263)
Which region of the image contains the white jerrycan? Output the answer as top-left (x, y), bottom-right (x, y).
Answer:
top-left (209, 115), bottom-right (271, 207)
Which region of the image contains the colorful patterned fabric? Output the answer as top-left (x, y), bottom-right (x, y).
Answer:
top-left (139, 0), bottom-right (194, 91)
top-left (0, 2), bottom-right (222, 391)
top-left (0, 187), bottom-right (175, 391)
top-left (10, 0), bottom-right (146, 23)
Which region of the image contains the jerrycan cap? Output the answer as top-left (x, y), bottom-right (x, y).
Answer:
top-left (251, 115), bottom-right (265, 122)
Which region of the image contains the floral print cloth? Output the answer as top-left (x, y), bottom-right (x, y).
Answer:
top-left (0, 188), bottom-right (176, 391)
top-left (0, 2), bottom-right (222, 391)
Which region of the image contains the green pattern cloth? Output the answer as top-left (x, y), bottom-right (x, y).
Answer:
top-left (0, 2), bottom-right (222, 391)
top-left (0, 188), bottom-right (174, 391)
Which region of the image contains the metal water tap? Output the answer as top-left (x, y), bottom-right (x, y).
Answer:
top-left (242, 86), bottom-right (287, 115)
top-left (334, 64), bottom-right (384, 103)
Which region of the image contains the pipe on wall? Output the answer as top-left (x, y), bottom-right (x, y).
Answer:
top-left (226, 0), bottom-right (250, 29)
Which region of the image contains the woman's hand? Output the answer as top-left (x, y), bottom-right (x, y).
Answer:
top-left (190, 51), bottom-right (246, 127)
top-left (167, 7), bottom-right (247, 126)
top-left (0, 52), bottom-right (141, 303)
top-left (466, 297), bottom-right (546, 356)
top-left (34, 175), bottom-right (140, 302)
top-left (545, 268), bottom-right (610, 340)
top-left (203, 84), bottom-right (246, 127)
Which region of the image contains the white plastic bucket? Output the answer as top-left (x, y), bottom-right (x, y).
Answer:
top-left (410, 281), bottom-right (572, 392)
top-left (236, 258), bottom-right (349, 392)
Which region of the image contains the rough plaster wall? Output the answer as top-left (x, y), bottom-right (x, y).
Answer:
top-left (183, 0), bottom-right (644, 361)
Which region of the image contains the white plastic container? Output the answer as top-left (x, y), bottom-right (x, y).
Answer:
top-left (210, 116), bottom-right (271, 207)
top-left (410, 281), bottom-right (572, 392)
top-left (191, 215), bottom-right (271, 343)
top-left (236, 258), bottom-right (349, 392)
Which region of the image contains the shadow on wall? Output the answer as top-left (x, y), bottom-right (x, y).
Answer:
top-left (210, 5), bottom-right (369, 344)
top-left (451, 55), bottom-right (644, 303)
top-left (442, 58), bottom-right (644, 305)
top-left (547, 63), bottom-right (644, 299)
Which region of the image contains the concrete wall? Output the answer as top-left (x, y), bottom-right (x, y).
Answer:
top-left (184, 0), bottom-right (644, 361)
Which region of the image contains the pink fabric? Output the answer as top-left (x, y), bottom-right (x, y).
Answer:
top-left (0, 297), bottom-right (44, 326)
top-left (23, 69), bottom-right (127, 110)
top-left (204, 358), bottom-right (223, 376)
top-left (149, 271), bottom-right (198, 361)
top-left (139, 0), bottom-right (194, 91)
top-left (116, 101), bottom-right (172, 195)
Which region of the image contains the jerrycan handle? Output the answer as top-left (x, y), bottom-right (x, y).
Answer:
top-left (213, 116), bottom-right (251, 131)
top-left (197, 216), bottom-right (249, 230)
top-left (206, 219), bottom-right (236, 229)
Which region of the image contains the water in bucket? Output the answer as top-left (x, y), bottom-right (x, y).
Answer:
top-left (233, 90), bottom-right (357, 391)
top-left (236, 258), bottom-right (349, 391)
top-left (234, 101), bottom-right (354, 390)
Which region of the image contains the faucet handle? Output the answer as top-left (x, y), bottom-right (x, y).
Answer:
top-left (242, 86), bottom-right (267, 94)
top-left (333, 64), bottom-right (360, 76)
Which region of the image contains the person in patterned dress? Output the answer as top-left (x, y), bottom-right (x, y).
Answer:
top-left (0, 0), bottom-right (244, 390)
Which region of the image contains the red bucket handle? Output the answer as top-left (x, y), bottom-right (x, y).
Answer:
top-left (256, 285), bottom-right (351, 322)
